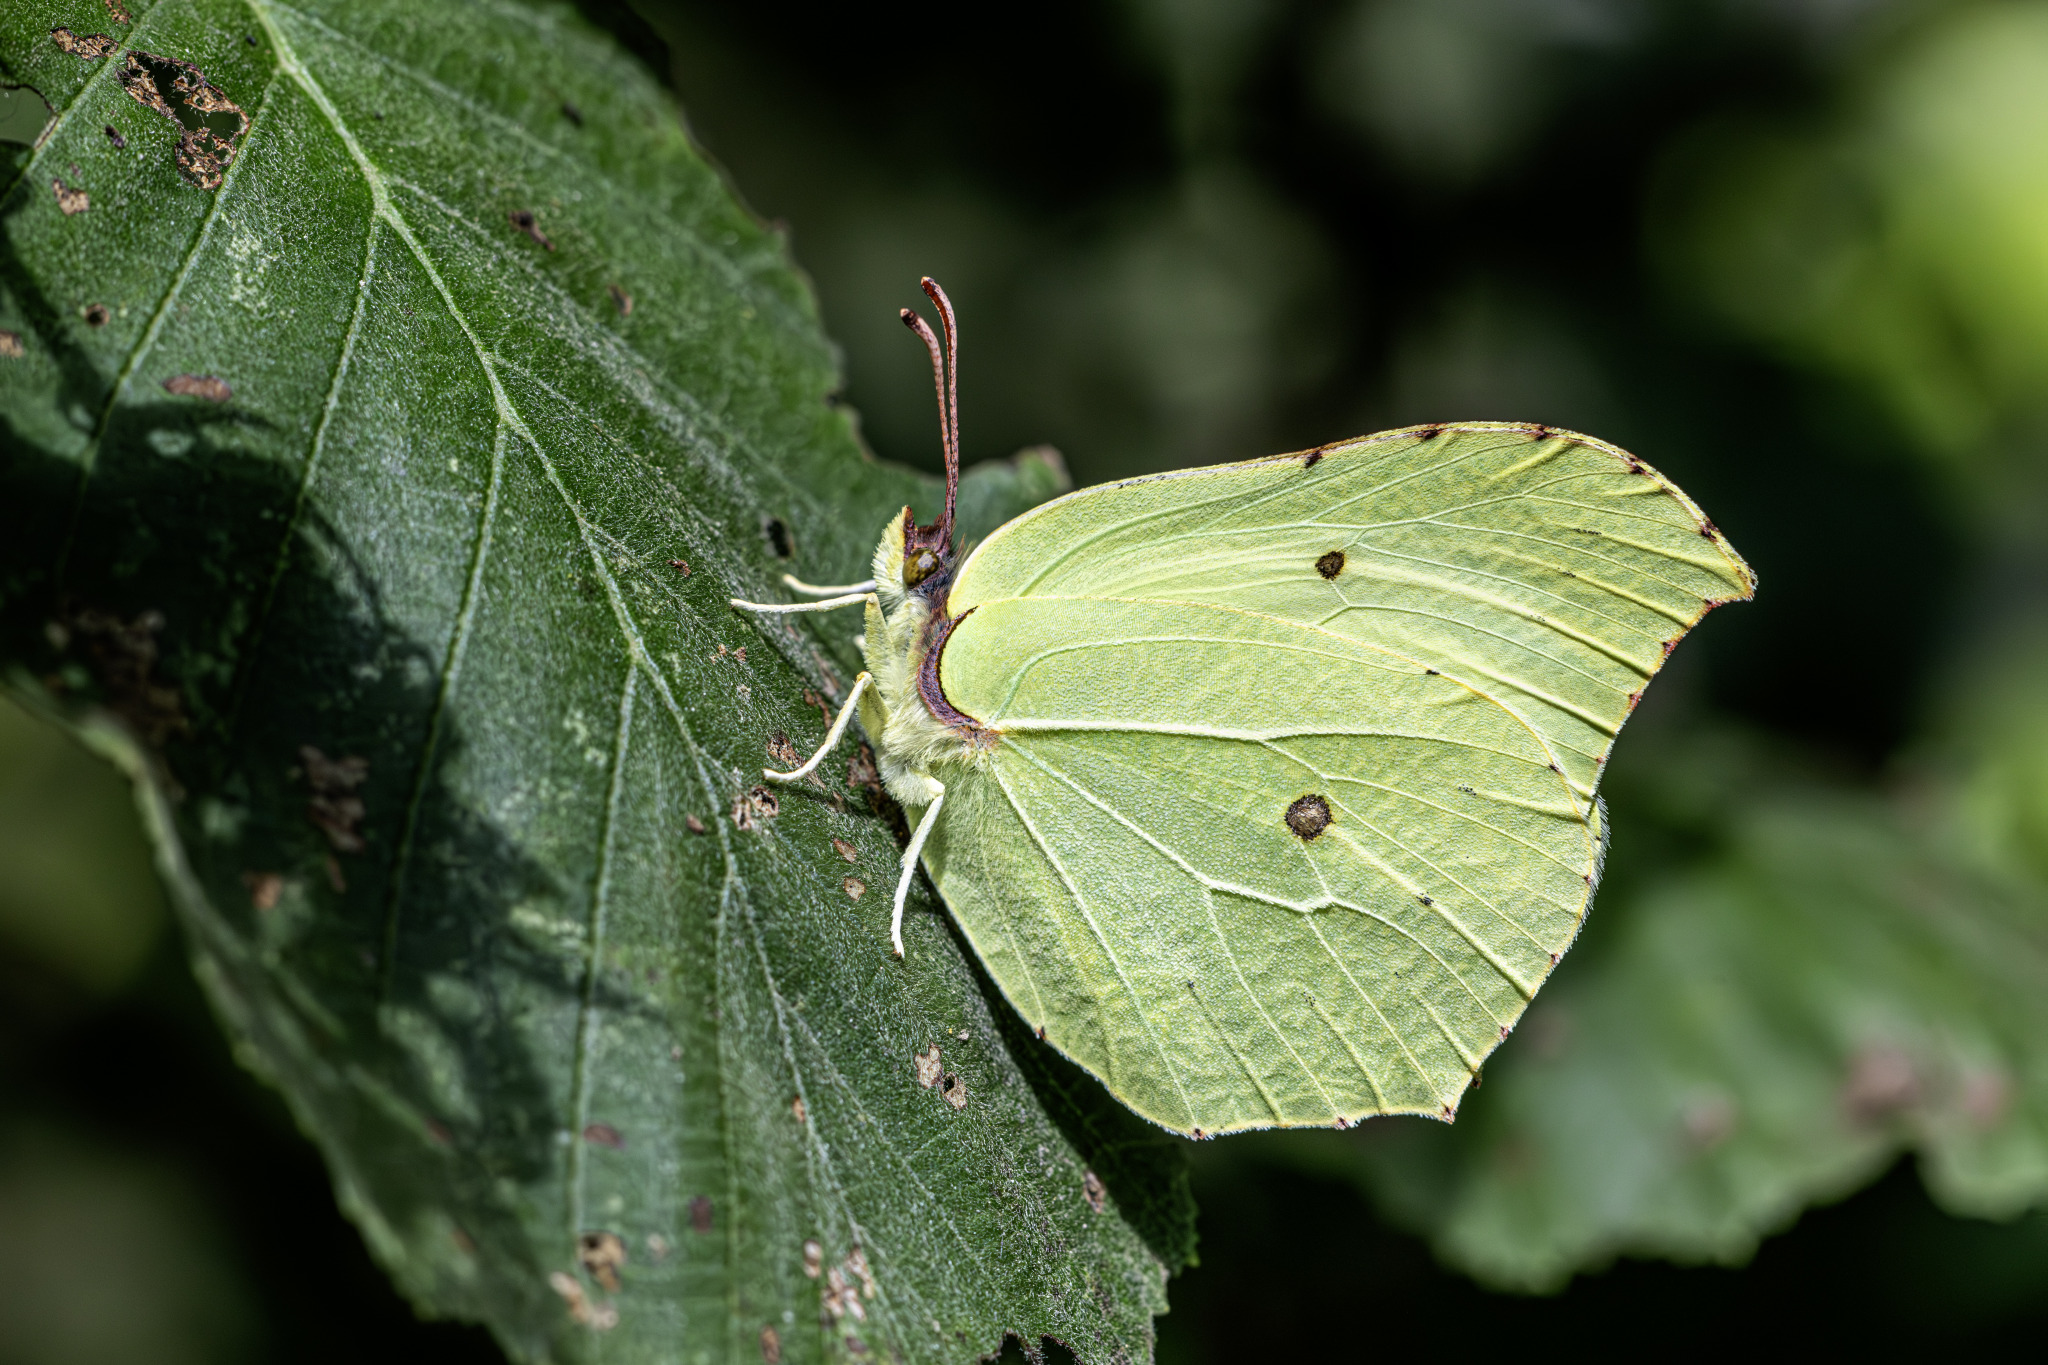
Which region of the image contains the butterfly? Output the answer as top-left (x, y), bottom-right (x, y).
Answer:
top-left (734, 279), bottom-right (1754, 1137)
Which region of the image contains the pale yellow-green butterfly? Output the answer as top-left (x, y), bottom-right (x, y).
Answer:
top-left (733, 278), bottom-right (1753, 1138)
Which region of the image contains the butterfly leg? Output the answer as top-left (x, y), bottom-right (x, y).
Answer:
top-left (728, 590), bottom-right (874, 614)
top-left (780, 573), bottom-right (877, 596)
top-left (892, 781), bottom-right (946, 958)
top-left (762, 672), bottom-right (873, 784)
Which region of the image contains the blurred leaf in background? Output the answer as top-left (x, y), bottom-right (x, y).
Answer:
top-left (1314, 0), bottom-right (1647, 188)
top-left (0, 694), bottom-right (164, 996)
top-left (1655, 0), bottom-right (2048, 487)
top-left (0, 1121), bottom-right (257, 1365)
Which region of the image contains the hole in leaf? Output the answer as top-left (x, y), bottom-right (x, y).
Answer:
top-left (0, 84), bottom-right (53, 146)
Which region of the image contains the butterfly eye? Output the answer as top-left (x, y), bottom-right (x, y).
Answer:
top-left (1285, 794), bottom-right (1332, 840)
top-left (1315, 551), bottom-right (1346, 580)
top-left (903, 548), bottom-right (942, 587)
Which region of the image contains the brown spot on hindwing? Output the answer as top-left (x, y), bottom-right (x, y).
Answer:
top-left (1286, 794), bottom-right (1332, 840)
top-left (1315, 550), bottom-right (1345, 580)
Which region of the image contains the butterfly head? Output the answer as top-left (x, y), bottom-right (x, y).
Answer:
top-left (900, 507), bottom-right (954, 594)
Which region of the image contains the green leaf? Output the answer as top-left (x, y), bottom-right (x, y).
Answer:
top-left (1286, 726), bottom-right (2048, 1291)
top-left (1649, 2), bottom-right (2048, 479)
top-left (0, 3), bottom-right (1190, 1361)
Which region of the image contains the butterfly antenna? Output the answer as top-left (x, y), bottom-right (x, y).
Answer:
top-left (899, 304), bottom-right (955, 534)
top-left (921, 277), bottom-right (961, 540)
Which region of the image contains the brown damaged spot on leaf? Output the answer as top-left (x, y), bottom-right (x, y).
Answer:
top-left (83, 304), bottom-right (110, 328)
top-left (117, 51), bottom-right (248, 190)
top-left (803, 688), bottom-right (833, 727)
top-left (577, 1230), bottom-right (627, 1292)
top-left (509, 208), bottom-right (556, 250)
top-left (103, 0), bottom-right (133, 23)
top-left (847, 1246), bottom-right (877, 1300)
top-left (760, 1324), bottom-right (782, 1363)
top-left (0, 331), bottom-right (23, 359)
top-left (791, 1095), bottom-right (807, 1123)
top-left (547, 1271), bottom-right (618, 1331)
top-left (51, 179), bottom-right (89, 215)
top-left (914, 1045), bottom-right (942, 1089)
top-left (688, 1194), bottom-right (713, 1234)
top-left (1680, 1093), bottom-right (1738, 1151)
top-left (822, 1246), bottom-right (878, 1322)
top-left (1961, 1069), bottom-right (2011, 1128)
top-left (582, 1122), bottom-right (625, 1150)
top-left (104, 124), bottom-right (126, 148)
top-left (841, 876), bottom-right (865, 899)
top-left (823, 1267), bottom-right (863, 1322)
top-left (645, 1233), bottom-right (669, 1260)
top-left (241, 871), bottom-right (282, 911)
top-left (801, 1239), bottom-right (823, 1278)
top-left (832, 837), bottom-right (857, 863)
top-left (1082, 1169), bottom-right (1107, 1214)
top-left (52, 28), bottom-right (118, 59)
top-left (732, 784), bottom-right (778, 830)
top-left (939, 1072), bottom-right (966, 1109)
top-left (1842, 1043), bottom-right (1920, 1123)
top-left (684, 813), bottom-right (706, 834)
top-left (51, 605), bottom-right (188, 748)
top-left (163, 373), bottom-right (231, 401)
top-left (301, 745), bottom-right (368, 854)
top-left (767, 732), bottom-right (800, 767)
top-left (608, 283), bottom-right (633, 316)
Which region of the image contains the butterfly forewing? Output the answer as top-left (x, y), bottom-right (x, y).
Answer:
top-left (950, 424), bottom-right (1754, 796)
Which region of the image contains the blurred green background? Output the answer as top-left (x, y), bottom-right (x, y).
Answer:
top-left (11, 0), bottom-right (2048, 1357)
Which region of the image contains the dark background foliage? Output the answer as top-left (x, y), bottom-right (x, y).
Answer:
top-left (7, 0), bottom-right (2048, 1358)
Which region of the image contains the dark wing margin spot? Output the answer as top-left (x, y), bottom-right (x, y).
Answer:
top-left (1315, 550), bottom-right (1345, 580)
top-left (1303, 446), bottom-right (1326, 468)
top-left (1285, 794), bottom-right (1331, 840)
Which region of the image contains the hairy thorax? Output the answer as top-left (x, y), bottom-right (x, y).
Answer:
top-left (859, 512), bottom-right (989, 810)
